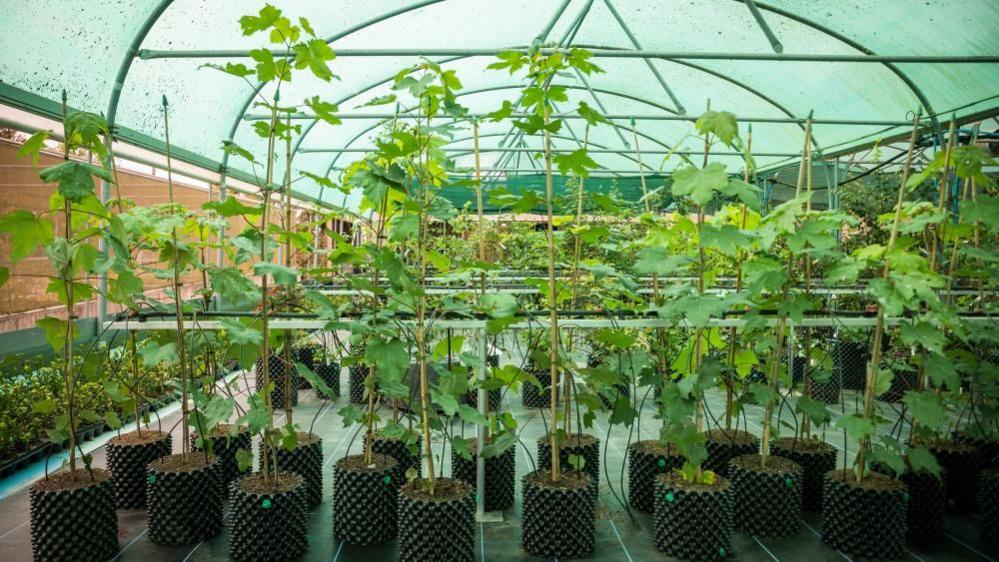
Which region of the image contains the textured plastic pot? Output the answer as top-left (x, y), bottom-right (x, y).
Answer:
top-left (191, 424), bottom-right (251, 488)
top-left (930, 441), bottom-right (978, 512)
top-left (398, 478), bottom-right (476, 562)
top-left (537, 433), bottom-right (600, 489)
top-left (704, 429), bottom-right (759, 477)
top-left (365, 433), bottom-right (422, 478)
top-left (229, 472), bottom-right (308, 562)
top-left (822, 469), bottom-right (906, 560)
top-left (332, 453), bottom-right (400, 545)
top-left (146, 454), bottom-right (223, 545)
top-left (980, 468), bottom-right (999, 544)
top-left (954, 430), bottom-right (999, 476)
top-left (465, 387), bottom-right (501, 411)
top-left (811, 373), bottom-right (842, 404)
top-left (106, 429), bottom-right (172, 508)
top-left (877, 464), bottom-right (945, 544)
top-left (770, 437), bottom-right (835, 512)
top-left (29, 468), bottom-right (118, 561)
top-left (729, 454), bottom-right (802, 538)
top-left (450, 437), bottom-right (515, 512)
top-left (521, 367), bottom-right (557, 408)
top-left (522, 470), bottom-right (595, 558)
top-left (348, 364), bottom-right (369, 404)
top-left (255, 352), bottom-right (299, 407)
top-left (315, 361), bottom-right (340, 398)
top-left (834, 339), bottom-right (868, 391)
top-left (879, 368), bottom-right (917, 402)
top-left (275, 433), bottom-right (323, 508)
top-left (654, 472), bottom-right (733, 562)
top-left (627, 440), bottom-right (681, 513)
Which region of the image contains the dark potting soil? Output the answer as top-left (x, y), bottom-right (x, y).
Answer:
top-left (32, 467), bottom-right (112, 492)
top-left (524, 469), bottom-right (591, 491)
top-left (110, 429), bottom-right (170, 446)
top-left (238, 472), bottom-right (303, 495)
top-left (339, 453), bottom-right (397, 472)
top-left (149, 453), bottom-right (213, 473)
top-left (400, 477), bottom-right (471, 502)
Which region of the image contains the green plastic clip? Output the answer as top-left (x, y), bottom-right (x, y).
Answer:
top-left (784, 477), bottom-right (794, 488)
top-left (383, 475), bottom-right (391, 485)
top-left (657, 458), bottom-right (667, 468)
top-left (147, 474), bottom-right (156, 484)
top-left (665, 491), bottom-right (675, 503)
top-left (261, 498), bottom-right (272, 509)
top-left (719, 547), bottom-right (727, 557)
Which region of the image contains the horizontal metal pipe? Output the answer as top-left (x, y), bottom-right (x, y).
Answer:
top-left (137, 48), bottom-right (999, 64)
top-left (301, 147), bottom-right (798, 156)
top-left (242, 112), bottom-right (912, 127)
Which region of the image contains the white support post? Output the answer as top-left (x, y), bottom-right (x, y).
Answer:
top-left (476, 328), bottom-right (487, 521)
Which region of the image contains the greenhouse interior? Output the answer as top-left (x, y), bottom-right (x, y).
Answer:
top-left (0, 1), bottom-right (997, 561)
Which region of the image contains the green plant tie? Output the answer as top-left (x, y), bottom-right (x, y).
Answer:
top-left (785, 477), bottom-right (793, 488)
top-left (147, 474), bottom-right (156, 484)
top-left (665, 491), bottom-right (675, 503)
top-left (383, 475), bottom-right (391, 485)
top-left (657, 458), bottom-right (666, 468)
top-left (903, 492), bottom-right (910, 502)
top-left (719, 547), bottom-right (727, 557)
top-left (261, 498), bottom-right (272, 509)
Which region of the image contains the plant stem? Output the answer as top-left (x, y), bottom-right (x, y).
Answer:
top-left (854, 111), bottom-right (922, 481)
top-left (543, 103), bottom-right (561, 482)
top-left (59, 93), bottom-right (78, 476)
top-left (415, 107), bottom-right (437, 492)
top-left (162, 96), bottom-right (191, 463)
top-left (283, 111), bottom-right (294, 425)
top-left (725, 128), bottom-right (753, 431)
top-left (259, 102), bottom-right (279, 486)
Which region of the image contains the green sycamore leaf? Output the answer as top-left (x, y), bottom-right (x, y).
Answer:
top-left (576, 101), bottom-right (607, 126)
top-left (200, 62), bottom-right (255, 78)
top-left (794, 395), bottom-right (831, 427)
top-left (700, 224), bottom-right (747, 256)
top-left (671, 163), bottom-right (728, 207)
top-left (457, 404), bottom-right (488, 426)
top-left (296, 362), bottom-right (334, 398)
top-left (104, 411), bottom-right (122, 430)
top-left (37, 316), bottom-right (77, 353)
top-left (108, 270), bottom-right (143, 306)
top-left (0, 210), bottom-right (54, 264)
top-left (906, 446), bottom-right (941, 477)
top-left (451, 436), bottom-right (473, 460)
top-left (870, 444), bottom-right (905, 477)
top-left (903, 390), bottom-right (946, 429)
top-left (487, 100), bottom-right (514, 122)
top-left (294, 39), bottom-right (336, 81)
top-left (834, 413), bottom-right (875, 441)
top-left (305, 95), bottom-right (340, 125)
top-left (209, 267), bottom-right (258, 303)
top-left (552, 149), bottom-right (599, 177)
top-left (221, 140), bottom-right (256, 163)
top-left (922, 352), bottom-right (959, 391)
top-left (236, 448), bottom-right (254, 472)
top-left (139, 340), bottom-right (178, 367)
top-left (239, 4), bottom-right (283, 35)
top-left (695, 110), bottom-right (739, 147)
top-left (479, 293), bottom-right (518, 318)
top-left (39, 161), bottom-right (113, 203)
top-left (633, 246), bottom-right (693, 275)
top-left (203, 197), bottom-right (263, 217)
top-left (17, 130), bottom-right (50, 166)
top-left (254, 261), bottom-right (299, 285)
top-left (356, 94), bottom-right (397, 109)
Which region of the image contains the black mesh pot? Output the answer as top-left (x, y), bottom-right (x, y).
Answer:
top-left (450, 437), bottom-right (516, 512)
top-left (229, 472), bottom-right (308, 562)
top-left (811, 373), bottom-right (841, 404)
top-left (833, 339), bottom-right (868, 391)
top-left (704, 429), bottom-right (759, 477)
top-left (106, 429), bottom-right (172, 508)
top-left (954, 430), bottom-right (999, 473)
top-left (315, 362), bottom-right (340, 398)
top-left (784, 355), bottom-right (805, 387)
top-left (296, 345), bottom-right (319, 372)
top-left (192, 424), bottom-right (252, 487)
top-left (521, 368), bottom-right (557, 408)
top-left (365, 433), bottom-right (422, 478)
top-left (896, 467), bottom-right (946, 544)
top-left (879, 368), bottom-right (917, 402)
top-left (332, 453), bottom-right (400, 545)
top-left (522, 470), bottom-right (595, 558)
top-left (729, 454), bottom-right (802, 538)
top-left (29, 469), bottom-right (118, 562)
top-left (980, 468), bottom-right (999, 544)
top-left (930, 441), bottom-right (978, 512)
top-left (465, 387), bottom-right (501, 411)
top-left (275, 433), bottom-right (323, 508)
top-left (770, 437), bottom-right (835, 512)
top-left (255, 351), bottom-right (299, 407)
top-left (822, 469), bottom-right (906, 560)
top-left (398, 478), bottom-right (476, 562)
top-left (627, 440), bottom-right (682, 513)
top-left (599, 383), bottom-right (631, 409)
top-left (537, 433), bottom-right (600, 489)
top-left (146, 455), bottom-right (223, 546)
top-left (654, 472), bottom-right (733, 562)
top-left (348, 364), bottom-right (369, 404)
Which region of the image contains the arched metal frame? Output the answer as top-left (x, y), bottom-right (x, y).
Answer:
top-left (100, 0), bottom-right (949, 212)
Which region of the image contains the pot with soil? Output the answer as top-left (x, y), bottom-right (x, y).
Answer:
top-left (833, 339), bottom-right (868, 391)
top-left (537, 433), bottom-right (600, 490)
top-left (521, 367), bottom-right (557, 408)
top-left (654, 472), bottom-right (733, 561)
top-left (872, 461), bottom-right (946, 545)
top-left (106, 429), bottom-right (172, 508)
top-left (146, 454), bottom-right (223, 545)
top-left (191, 424), bottom-right (251, 488)
top-left (522, 470), bottom-right (595, 557)
top-left (930, 440), bottom-right (978, 512)
top-left (450, 437), bottom-right (515, 511)
top-left (953, 430), bottom-right (999, 474)
top-left (704, 429), bottom-right (759, 477)
top-left (729, 454), bottom-right (802, 537)
top-left (980, 467), bottom-right (999, 544)
top-left (229, 472), bottom-right (308, 562)
top-left (627, 440), bottom-right (681, 513)
top-left (822, 469), bottom-right (906, 559)
top-left (770, 437), bottom-right (835, 511)
top-left (255, 351), bottom-right (299, 407)
top-left (332, 453), bottom-right (400, 544)
top-left (365, 432), bottom-right (422, 477)
top-left (315, 361), bottom-right (340, 398)
top-left (275, 432), bottom-right (323, 508)
top-left (29, 469), bottom-right (118, 561)
top-left (398, 477), bottom-right (476, 562)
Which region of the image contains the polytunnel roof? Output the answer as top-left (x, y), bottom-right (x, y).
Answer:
top-left (1, 0), bottom-right (997, 209)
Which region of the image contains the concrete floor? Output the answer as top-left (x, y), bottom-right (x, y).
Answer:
top-left (0, 359), bottom-right (996, 562)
